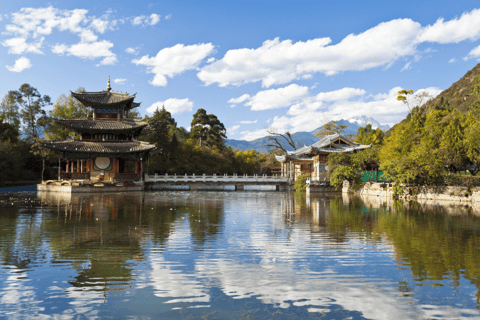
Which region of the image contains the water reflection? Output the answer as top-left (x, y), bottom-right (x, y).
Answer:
top-left (1, 191), bottom-right (480, 318)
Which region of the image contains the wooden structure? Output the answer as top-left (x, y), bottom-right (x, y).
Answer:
top-left (275, 133), bottom-right (370, 182)
top-left (40, 77), bottom-right (156, 184)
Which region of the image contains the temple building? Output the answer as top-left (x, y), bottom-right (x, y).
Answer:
top-left (275, 133), bottom-right (370, 182)
top-left (38, 77), bottom-right (156, 192)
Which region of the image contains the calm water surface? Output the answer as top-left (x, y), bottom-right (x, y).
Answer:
top-left (1, 190), bottom-right (480, 319)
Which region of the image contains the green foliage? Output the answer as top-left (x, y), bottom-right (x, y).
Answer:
top-left (8, 83), bottom-right (51, 141)
top-left (293, 174), bottom-right (309, 192)
top-left (330, 165), bottom-right (362, 189)
top-left (356, 124), bottom-right (384, 145)
top-left (315, 121), bottom-right (347, 138)
top-left (0, 94), bottom-right (20, 130)
top-left (190, 108), bottom-right (226, 149)
top-left (45, 88), bottom-right (90, 140)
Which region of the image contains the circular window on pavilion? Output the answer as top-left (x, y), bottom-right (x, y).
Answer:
top-left (94, 157), bottom-right (112, 170)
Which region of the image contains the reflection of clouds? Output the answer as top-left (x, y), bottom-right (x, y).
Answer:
top-left (0, 268), bottom-right (44, 315)
top-left (139, 254), bottom-right (210, 304)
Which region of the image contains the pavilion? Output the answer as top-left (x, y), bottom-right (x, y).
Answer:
top-left (38, 77), bottom-right (156, 192)
top-left (275, 133), bottom-right (370, 182)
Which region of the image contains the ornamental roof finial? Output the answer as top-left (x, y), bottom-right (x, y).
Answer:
top-left (107, 75), bottom-right (111, 92)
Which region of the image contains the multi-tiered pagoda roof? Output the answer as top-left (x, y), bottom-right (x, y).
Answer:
top-left (40, 77), bottom-right (156, 183)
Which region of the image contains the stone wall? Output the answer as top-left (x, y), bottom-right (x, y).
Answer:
top-left (350, 181), bottom-right (480, 204)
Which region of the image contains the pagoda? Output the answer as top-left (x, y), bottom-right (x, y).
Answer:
top-left (39, 77), bottom-right (156, 191)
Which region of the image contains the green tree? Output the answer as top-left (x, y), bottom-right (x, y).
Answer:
top-left (45, 88), bottom-right (90, 140)
top-left (315, 121), bottom-right (347, 138)
top-left (0, 94), bottom-right (20, 130)
top-left (190, 108), bottom-right (226, 149)
top-left (356, 124), bottom-right (384, 145)
top-left (8, 84), bottom-right (51, 141)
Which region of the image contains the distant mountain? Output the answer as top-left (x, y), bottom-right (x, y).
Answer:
top-left (348, 116), bottom-right (390, 131)
top-left (226, 116), bottom-right (389, 152)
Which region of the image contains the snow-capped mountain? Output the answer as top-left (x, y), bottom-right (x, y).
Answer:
top-left (348, 116), bottom-right (390, 131)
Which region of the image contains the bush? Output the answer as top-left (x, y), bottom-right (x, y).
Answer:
top-left (330, 165), bottom-right (362, 190)
top-left (442, 174), bottom-right (480, 188)
top-left (294, 174), bottom-right (310, 192)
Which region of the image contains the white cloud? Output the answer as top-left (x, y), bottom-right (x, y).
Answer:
top-left (198, 19), bottom-right (421, 88)
top-left (131, 14), bottom-right (161, 26)
top-left (207, 57), bottom-right (215, 63)
top-left (165, 14), bottom-right (172, 20)
top-left (315, 87), bottom-right (366, 102)
top-left (2, 37), bottom-right (44, 54)
top-left (52, 40), bottom-right (117, 65)
top-left (449, 58), bottom-right (456, 63)
top-left (464, 45), bottom-right (480, 61)
top-left (132, 43), bottom-right (214, 86)
top-left (113, 78), bottom-right (126, 84)
top-left (417, 9), bottom-right (480, 44)
top-left (400, 62), bottom-right (412, 72)
top-left (228, 94), bottom-right (250, 104)
top-left (147, 98), bottom-right (194, 115)
top-left (125, 47), bottom-right (140, 55)
top-left (227, 125), bottom-right (240, 135)
top-left (6, 57), bottom-right (32, 72)
top-left (238, 86), bottom-right (442, 140)
top-left (198, 8), bottom-right (480, 88)
top-left (245, 84), bottom-right (309, 111)
top-left (239, 120), bottom-right (257, 124)
top-left (5, 6), bottom-right (118, 64)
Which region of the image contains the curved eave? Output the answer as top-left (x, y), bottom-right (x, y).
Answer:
top-left (40, 140), bottom-right (156, 156)
top-left (55, 119), bottom-right (148, 134)
top-left (71, 91), bottom-right (136, 110)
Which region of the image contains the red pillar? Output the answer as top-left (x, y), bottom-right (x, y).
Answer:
top-left (66, 160), bottom-right (70, 173)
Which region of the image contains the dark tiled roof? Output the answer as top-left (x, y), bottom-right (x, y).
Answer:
top-left (71, 91), bottom-right (138, 110)
top-left (41, 140), bottom-right (156, 154)
top-left (56, 119), bottom-right (148, 131)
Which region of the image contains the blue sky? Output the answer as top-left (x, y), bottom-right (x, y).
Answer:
top-left (1, 0), bottom-right (480, 140)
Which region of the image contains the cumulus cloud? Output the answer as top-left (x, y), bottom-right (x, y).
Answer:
top-left (245, 84), bottom-right (309, 111)
top-left (464, 45), bottom-right (480, 61)
top-left (131, 14), bottom-right (161, 26)
top-left (4, 6), bottom-right (118, 65)
top-left (227, 94), bottom-right (250, 104)
top-left (238, 86), bottom-right (441, 140)
top-left (417, 9), bottom-right (480, 44)
top-left (198, 19), bottom-right (421, 88)
top-left (227, 125), bottom-right (241, 135)
top-left (113, 78), bottom-right (126, 84)
top-left (52, 40), bottom-right (117, 65)
top-left (239, 120), bottom-right (257, 124)
top-left (147, 98), bottom-right (194, 115)
top-left (198, 8), bottom-right (480, 88)
top-left (6, 57), bottom-right (32, 72)
top-left (125, 47), bottom-right (140, 55)
top-left (132, 43), bottom-right (214, 86)
top-left (2, 37), bottom-right (44, 54)
top-left (315, 87), bottom-right (366, 102)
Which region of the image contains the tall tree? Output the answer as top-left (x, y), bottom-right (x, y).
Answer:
top-left (8, 84), bottom-right (51, 141)
top-left (190, 108), bottom-right (226, 149)
top-left (45, 88), bottom-right (90, 140)
top-left (148, 105), bottom-right (177, 150)
top-left (356, 124), bottom-right (384, 145)
top-left (0, 94), bottom-right (20, 130)
top-left (315, 120), bottom-right (347, 138)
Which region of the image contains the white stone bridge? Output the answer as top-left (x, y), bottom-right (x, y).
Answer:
top-left (145, 174), bottom-right (290, 191)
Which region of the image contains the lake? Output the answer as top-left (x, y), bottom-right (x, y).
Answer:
top-left (1, 190), bottom-right (480, 319)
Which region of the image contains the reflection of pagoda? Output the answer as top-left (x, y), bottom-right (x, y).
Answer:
top-left (39, 77), bottom-right (156, 190)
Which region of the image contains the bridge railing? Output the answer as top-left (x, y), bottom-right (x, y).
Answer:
top-left (145, 173), bottom-right (288, 183)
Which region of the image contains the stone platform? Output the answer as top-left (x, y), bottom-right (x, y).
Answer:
top-left (37, 180), bottom-right (144, 193)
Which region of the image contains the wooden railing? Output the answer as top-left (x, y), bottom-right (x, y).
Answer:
top-left (115, 173), bottom-right (141, 181)
top-left (62, 172), bottom-right (90, 180)
top-left (145, 173), bottom-right (288, 183)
